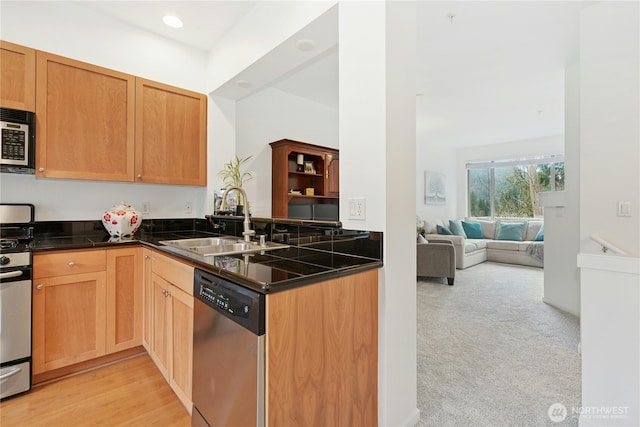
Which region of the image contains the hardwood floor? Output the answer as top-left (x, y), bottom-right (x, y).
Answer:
top-left (0, 354), bottom-right (191, 427)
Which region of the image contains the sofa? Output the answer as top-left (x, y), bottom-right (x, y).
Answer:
top-left (417, 238), bottom-right (456, 285)
top-left (421, 218), bottom-right (544, 269)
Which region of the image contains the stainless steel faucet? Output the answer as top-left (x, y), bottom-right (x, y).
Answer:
top-left (219, 186), bottom-right (255, 242)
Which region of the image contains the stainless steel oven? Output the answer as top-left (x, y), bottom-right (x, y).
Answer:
top-left (0, 203), bottom-right (34, 400)
top-left (0, 107), bottom-right (36, 174)
top-left (192, 269), bottom-right (265, 427)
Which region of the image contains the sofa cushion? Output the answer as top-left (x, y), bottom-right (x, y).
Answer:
top-left (465, 219), bottom-right (498, 239)
top-left (486, 240), bottom-right (520, 251)
top-left (524, 221), bottom-right (544, 241)
top-left (449, 220), bottom-right (467, 238)
top-left (535, 225), bottom-right (544, 241)
top-left (461, 221), bottom-right (483, 239)
top-left (465, 239), bottom-right (488, 253)
top-left (422, 218), bottom-right (444, 234)
top-left (496, 222), bottom-right (525, 241)
top-left (437, 224), bottom-right (453, 235)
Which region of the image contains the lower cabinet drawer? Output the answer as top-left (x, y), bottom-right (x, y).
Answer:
top-left (34, 249), bottom-right (106, 279)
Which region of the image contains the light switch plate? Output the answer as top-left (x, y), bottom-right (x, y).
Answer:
top-left (349, 198), bottom-right (366, 220)
top-left (617, 201), bottom-right (631, 217)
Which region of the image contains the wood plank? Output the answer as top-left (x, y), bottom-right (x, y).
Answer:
top-left (0, 354), bottom-right (190, 426)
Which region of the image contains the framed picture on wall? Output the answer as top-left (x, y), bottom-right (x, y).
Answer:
top-left (425, 171), bottom-right (446, 205)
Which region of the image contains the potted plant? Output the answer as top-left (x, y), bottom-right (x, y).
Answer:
top-left (218, 155), bottom-right (254, 215)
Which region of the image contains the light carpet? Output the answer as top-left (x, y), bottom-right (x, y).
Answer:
top-left (416, 262), bottom-right (581, 427)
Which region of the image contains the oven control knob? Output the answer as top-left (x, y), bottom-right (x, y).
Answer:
top-left (0, 256), bottom-right (9, 265)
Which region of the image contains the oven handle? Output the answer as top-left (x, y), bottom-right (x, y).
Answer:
top-left (0, 366), bottom-right (22, 381)
top-left (0, 270), bottom-right (23, 279)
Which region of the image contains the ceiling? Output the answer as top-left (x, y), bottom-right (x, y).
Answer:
top-left (79, 1), bottom-right (593, 149)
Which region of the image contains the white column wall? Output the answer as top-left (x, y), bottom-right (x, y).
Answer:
top-left (579, 1), bottom-right (640, 257)
top-left (540, 62), bottom-right (581, 317)
top-left (339, 2), bottom-right (418, 426)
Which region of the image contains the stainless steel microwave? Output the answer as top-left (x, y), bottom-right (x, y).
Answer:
top-left (0, 107), bottom-right (35, 174)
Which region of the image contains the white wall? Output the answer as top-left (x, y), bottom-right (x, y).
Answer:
top-left (416, 144), bottom-right (457, 224)
top-left (0, 1), bottom-right (209, 220)
top-left (541, 62), bottom-right (581, 317)
top-left (234, 87), bottom-right (338, 218)
top-left (339, 2), bottom-right (419, 425)
top-left (455, 135), bottom-right (565, 219)
top-left (579, 1), bottom-right (640, 258)
top-left (578, 2), bottom-right (640, 425)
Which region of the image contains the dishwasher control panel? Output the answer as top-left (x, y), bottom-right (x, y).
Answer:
top-left (194, 268), bottom-right (265, 335)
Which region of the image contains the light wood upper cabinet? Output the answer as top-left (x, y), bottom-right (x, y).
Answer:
top-left (35, 52), bottom-right (135, 181)
top-left (135, 78), bottom-right (207, 186)
top-left (106, 247), bottom-right (142, 353)
top-left (0, 41), bottom-right (36, 111)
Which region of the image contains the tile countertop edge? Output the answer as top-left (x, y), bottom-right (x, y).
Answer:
top-left (32, 238), bottom-right (383, 294)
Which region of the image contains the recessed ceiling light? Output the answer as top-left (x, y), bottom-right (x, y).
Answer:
top-left (236, 80), bottom-right (252, 88)
top-left (163, 15), bottom-right (183, 29)
top-left (296, 38), bottom-right (316, 52)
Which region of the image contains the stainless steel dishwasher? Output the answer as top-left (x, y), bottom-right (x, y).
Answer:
top-left (192, 268), bottom-right (265, 427)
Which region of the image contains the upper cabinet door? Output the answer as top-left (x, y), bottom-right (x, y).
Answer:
top-left (36, 52), bottom-right (135, 181)
top-left (135, 79), bottom-right (207, 186)
top-left (325, 151), bottom-right (339, 197)
top-left (0, 41), bottom-right (36, 111)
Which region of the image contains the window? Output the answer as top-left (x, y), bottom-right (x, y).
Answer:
top-left (467, 155), bottom-right (565, 218)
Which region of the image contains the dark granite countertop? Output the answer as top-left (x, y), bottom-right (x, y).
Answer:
top-left (33, 218), bottom-right (383, 293)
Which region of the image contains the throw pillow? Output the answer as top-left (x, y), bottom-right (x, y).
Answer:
top-left (417, 234), bottom-right (428, 244)
top-left (496, 222), bottom-right (525, 241)
top-left (437, 224), bottom-right (453, 235)
top-left (449, 220), bottom-right (467, 238)
top-left (461, 221), bottom-right (483, 239)
top-left (535, 225), bottom-right (544, 241)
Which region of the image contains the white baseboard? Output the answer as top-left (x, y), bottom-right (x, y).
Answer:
top-left (403, 408), bottom-right (421, 427)
top-left (542, 297), bottom-right (580, 317)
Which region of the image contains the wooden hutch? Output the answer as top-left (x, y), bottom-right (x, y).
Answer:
top-left (269, 139), bottom-right (339, 220)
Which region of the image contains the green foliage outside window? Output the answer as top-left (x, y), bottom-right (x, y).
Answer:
top-left (468, 159), bottom-right (564, 219)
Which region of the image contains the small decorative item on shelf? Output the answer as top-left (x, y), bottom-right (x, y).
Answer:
top-left (305, 187), bottom-right (315, 196)
top-left (296, 154), bottom-right (305, 172)
top-left (304, 161), bottom-right (316, 174)
top-left (102, 202), bottom-right (141, 238)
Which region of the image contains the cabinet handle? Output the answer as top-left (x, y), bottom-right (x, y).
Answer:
top-left (38, 167), bottom-right (45, 173)
top-left (36, 284), bottom-right (43, 290)
top-left (137, 174), bottom-right (142, 180)
top-left (68, 261), bottom-right (75, 267)
top-left (144, 255), bottom-right (150, 259)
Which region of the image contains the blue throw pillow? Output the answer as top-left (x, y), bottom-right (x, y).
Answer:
top-left (461, 221), bottom-right (483, 239)
top-left (437, 224), bottom-right (453, 235)
top-left (449, 220), bottom-right (467, 238)
top-left (496, 222), bottom-right (525, 241)
top-left (535, 225), bottom-right (544, 241)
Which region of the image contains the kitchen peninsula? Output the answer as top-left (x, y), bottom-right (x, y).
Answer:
top-left (30, 216), bottom-right (383, 426)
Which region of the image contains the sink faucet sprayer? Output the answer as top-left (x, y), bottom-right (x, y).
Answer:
top-left (219, 186), bottom-right (255, 242)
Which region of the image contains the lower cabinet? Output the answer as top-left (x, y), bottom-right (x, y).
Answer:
top-left (143, 249), bottom-right (194, 414)
top-left (32, 271), bottom-right (107, 374)
top-left (33, 247), bottom-right (142, 375)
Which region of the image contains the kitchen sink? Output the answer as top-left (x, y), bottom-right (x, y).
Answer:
top-left (159, 236), bottom-right (289, 257)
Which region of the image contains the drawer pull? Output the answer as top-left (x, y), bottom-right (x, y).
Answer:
top-left (68, 261), bottom-right (75, 267)
top-left (0, 366), bottom-right (22, 380)
top-left (36, 284), bottom-right (43, 290)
